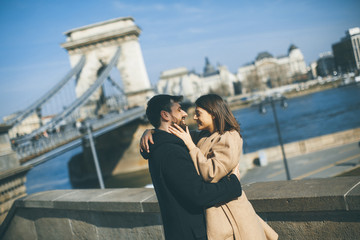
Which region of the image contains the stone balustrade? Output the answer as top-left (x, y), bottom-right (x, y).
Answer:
top-left (0, 176), bottom-right (359, 239)
top-left (0, 166), bottom-right (31, 224)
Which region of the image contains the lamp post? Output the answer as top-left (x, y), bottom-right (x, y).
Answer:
top-left (259, 95), bottom-right (291, 180)
top-left (80, 122), bottom-right (105, 189)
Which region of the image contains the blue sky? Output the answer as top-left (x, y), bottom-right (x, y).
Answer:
top-left (0, 0), bottom-right (359, 121)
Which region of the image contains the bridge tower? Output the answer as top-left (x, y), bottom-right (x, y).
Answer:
top-left (61, 17), bottom-right (153, 111)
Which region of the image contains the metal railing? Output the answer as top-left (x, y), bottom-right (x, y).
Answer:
top-left (16, 106), bottom-right (145, 165)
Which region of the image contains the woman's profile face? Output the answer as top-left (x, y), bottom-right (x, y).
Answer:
top-left (194, 106), bottom-right (214, 132)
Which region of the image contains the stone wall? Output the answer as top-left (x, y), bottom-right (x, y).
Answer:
top-left (1, 176), bottom-right (359, 239)
top-left (240, 128), bottom-right (360, 172)
top-left (243, 177), bottom-right (360, 239)
top-left (0, 166), bottom-right (31, 224)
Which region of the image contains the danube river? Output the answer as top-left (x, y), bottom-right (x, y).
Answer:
top-left (235, 84), bottom-right (360, 153)
top-left (26, 85), bottom-right (360, 194)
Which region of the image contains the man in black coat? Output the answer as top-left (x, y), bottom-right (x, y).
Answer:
top-left (141, 95), bottom-right (242, 240)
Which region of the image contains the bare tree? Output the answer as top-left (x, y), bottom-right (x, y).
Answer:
top-left (245, 68), bottom-right (263, 92)
top-left (209, 82), bottom-right (231, 97)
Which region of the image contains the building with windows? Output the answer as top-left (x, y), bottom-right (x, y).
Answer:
top-left (237, 44), bottom-right (308, 92)
top-left (332, 27), bottom-right (360, 73)
top-left (316, 52), bottom-right (336, 77)
top-left (156, 58), bottom-right (239, 101)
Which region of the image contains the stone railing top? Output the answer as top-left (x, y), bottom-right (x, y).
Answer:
top-left (243, 176), bottom-right (360, 212)
top-left (0, 166), bottom-right (31, 182)
top-left (15, 188), bottom-right (159, 213)
top-left (11, 176), bottom-right (360, 214)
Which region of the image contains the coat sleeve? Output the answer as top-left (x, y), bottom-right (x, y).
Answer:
top-left (189, 131), bottom-right (243, 183)
top-left (162, 143), bottom-right (242, 208)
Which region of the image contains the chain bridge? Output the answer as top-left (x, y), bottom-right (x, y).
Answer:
top-left (5, 17), bottom-right (154, 165)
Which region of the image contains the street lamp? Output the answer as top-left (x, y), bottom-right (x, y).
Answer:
top-left (79, 122), bottom-right (105, 189)
top-left (259, 95), bottom-right (291, 180)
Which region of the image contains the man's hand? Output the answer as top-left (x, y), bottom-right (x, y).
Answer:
top-left (140, 129), bottom-right (154, 153)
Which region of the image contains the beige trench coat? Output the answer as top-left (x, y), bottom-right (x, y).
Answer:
top-left (189, 130), bottom-right (278, 240)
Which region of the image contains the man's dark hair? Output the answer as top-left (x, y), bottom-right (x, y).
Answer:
top-left (146, 94), bottom-right (183, 128)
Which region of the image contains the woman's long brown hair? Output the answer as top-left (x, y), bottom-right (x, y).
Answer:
top-left (195, 94), bottom-right (241, 137)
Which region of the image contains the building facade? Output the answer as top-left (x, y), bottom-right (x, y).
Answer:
top-left (156, 58), bottom-right (239, 101)
top-left (316, 52), bottom-right (336, 77)
top-left (332, 27), bottom-right (360, 73)
top-left (237, 45), bottom-right (308, 92)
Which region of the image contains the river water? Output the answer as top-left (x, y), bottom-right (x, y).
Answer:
top-left (235, 85), bottom-right (360, 153)
top-left (25, 85), bottom-right (360, 194)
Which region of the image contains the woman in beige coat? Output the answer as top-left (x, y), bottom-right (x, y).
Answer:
top-left (142, 94), bottom-right (278, 240)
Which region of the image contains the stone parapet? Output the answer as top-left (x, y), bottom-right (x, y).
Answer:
top-left (0, 188), bottom-right (163, 240)
top-left (244, 177), bottom-right (360, 239)
top-left (0, 166), bottom-right (31, 224)
top-left (1, 177), bottom-right (359, 239)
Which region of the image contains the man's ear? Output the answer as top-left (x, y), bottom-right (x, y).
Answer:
top-left (160, 110), bottom-right (170, 121)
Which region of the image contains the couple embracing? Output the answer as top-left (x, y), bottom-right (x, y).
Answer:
top-left (140, 94), bottom-right (278, 240)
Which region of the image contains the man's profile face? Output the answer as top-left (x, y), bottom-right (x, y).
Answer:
top-left (169, 101), bottom-right (188, 130)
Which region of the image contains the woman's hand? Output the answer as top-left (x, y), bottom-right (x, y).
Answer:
top-left (231, 164), bottom-right (241, 181)
top-left (169, 124), bottom-right (196, 151)
top-left (140, 129), bottom-right (154, 153)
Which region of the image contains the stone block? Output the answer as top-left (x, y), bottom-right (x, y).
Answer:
top-left (93, 212), bottom-right (164, 240)
top-left (89, 188), bottom-right (154, 213)
top-left (68, 211), bottom-right (98, 240)
top-left (270, 216), bottom-right (360, 240)
top-left (33, 209), bottom-right (73, 240)
top-left (141, 192), bottom-right (160, 213)
top-left (243, 177), bottom-right (360, 212)
top-left (53, 189), bottom-right (113, 211)
top-left (2, 208), bottom-right (37, 240)
top-left (18, 190), bottom-right (76, 209)
top-left (345, 180), bottom-right (360, 210)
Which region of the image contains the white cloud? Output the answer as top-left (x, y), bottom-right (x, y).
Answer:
top-left (112, 1), bottom-right (167, 12)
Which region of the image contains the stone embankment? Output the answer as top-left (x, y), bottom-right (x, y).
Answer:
top-left (239, 128), bottom-right (360, 175)
top-left (1, 176), bottom-right (359, 239)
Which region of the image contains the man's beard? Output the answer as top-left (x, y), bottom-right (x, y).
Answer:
top-left (170, 114), bottom-right (187, 131)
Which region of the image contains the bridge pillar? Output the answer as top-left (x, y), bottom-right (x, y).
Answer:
top-left (61, 17), bottom-right (153, 111)
top-left (0, 125), bottom-right (19, 171)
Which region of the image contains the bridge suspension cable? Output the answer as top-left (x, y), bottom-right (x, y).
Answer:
top-left (7, 55), bottom-right (86, 127)
top-left (107, 76), bottom-right (125, 94)
top-left (20, 47), bottom-right (122, 142)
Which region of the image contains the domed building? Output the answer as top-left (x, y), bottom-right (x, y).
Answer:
top-left (237, 45), bottom-right (308, 92)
